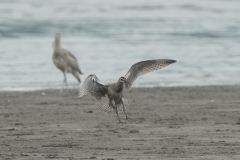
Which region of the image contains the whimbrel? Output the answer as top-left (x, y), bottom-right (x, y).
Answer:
top-left (52, 33), bottom-right (83, 91)
top-left (78, 59), bottom-right (176, 124)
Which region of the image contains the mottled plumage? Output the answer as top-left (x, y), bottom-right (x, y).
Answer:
top-left (52, 33), bottom-right (83, 91)
top-left (124, 59), bottom-right (176, 90)
top-left (78, 59), bottom-right (176, 124)
top-left (78, 74), bottom-right (108, 101)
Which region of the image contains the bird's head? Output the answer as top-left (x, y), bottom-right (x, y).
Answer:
top-left (55, 33), bottom-right (61, 40)
top-left (53, 33), bottom-right (61, 48)
top-left (118, 76), bottom-right (131, 85)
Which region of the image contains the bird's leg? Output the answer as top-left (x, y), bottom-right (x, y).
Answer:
top-left (61, 72), bottom-right (68, 93)
top-left (115, 107), bottom-right (124, 125)
top-left (111, 100), bottom-right (123, 125)
top-left (61, 74), bottom-right (65, 93)
top-left (63, 72), bottom-right (69, 93)
top-left (120, 99), bottom-right (132, 122)
top-left (64, 73), bottom-right (68, 90)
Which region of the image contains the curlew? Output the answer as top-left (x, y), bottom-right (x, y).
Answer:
top-left (78, 59), bottom-right (176, 124)
top-left (52, 33), bottom-right (83, 91)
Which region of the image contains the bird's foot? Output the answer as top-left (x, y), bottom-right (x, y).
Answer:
top-left (125, 116), bottom-right (132, 122)
top-left (116, 120), bottom-right (124, 126)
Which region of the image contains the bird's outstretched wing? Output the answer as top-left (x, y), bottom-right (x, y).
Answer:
top-left (124, 59), bottom-right (176, 90)
top-left (78, 74), bottom-right (108, 102)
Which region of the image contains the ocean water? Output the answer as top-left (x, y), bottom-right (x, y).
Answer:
top-left (0, 0), bottom-right (240, 90)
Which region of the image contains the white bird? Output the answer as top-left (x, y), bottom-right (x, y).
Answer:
top-left (52, 33), bottom-right (83, 91)
top-left (78, 59), bottom-right (176, 124)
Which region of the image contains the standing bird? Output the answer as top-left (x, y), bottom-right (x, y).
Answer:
top-left (52, 33), bottom-right (83, 91)
top-left (78, 59), bottom-right (176, 124)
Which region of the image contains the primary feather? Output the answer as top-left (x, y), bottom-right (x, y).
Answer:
top-left (78, 74), bottom-right (108, 102)
top-left (124, 59), bottom-right (176, 90)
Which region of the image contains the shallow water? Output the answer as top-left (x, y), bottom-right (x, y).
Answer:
top-left (0, 0), bottom-right (240, 90)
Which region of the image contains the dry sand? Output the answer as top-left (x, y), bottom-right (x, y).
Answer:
top-left (0, 86), bottom-right (240, 160)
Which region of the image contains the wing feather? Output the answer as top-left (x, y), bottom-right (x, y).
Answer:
top-left (78, 74), bottom-right (108, 102)
top-left (124, 59), bottom-right (176, 90)
top-left (100, 103), bottom-right (114, 113)
top-left (62, 48), bottom-right (83, 74)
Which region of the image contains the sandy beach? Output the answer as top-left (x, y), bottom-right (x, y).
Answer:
top-left (0, 85), bottom-right (240, 160)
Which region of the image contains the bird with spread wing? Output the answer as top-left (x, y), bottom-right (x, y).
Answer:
top-left (78, 59), bottom-right (176, 124)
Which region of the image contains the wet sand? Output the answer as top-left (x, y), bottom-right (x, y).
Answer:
top-left (0, 86), bottom-right (240, 160)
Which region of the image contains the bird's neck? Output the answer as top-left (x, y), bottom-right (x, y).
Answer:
top-left (53, 39), bottom-right (61, 51)
top-left (112, 81), bottom-right (124, 94)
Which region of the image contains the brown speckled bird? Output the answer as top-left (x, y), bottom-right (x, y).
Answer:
top-left (52, 33), bottom-right (83, 91)
top-left (78, 59), bottom-right (176, 124)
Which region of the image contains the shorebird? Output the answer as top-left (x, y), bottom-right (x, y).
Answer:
top-left (78, 59), bottom-right (176, 124)
top-left (52, 33), bottom-right (83, 91)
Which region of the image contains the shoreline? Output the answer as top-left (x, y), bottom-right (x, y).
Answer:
top-left (0, 85), bottom-right (240, 159)
top-left (1, 84), bottom-right (239, 92)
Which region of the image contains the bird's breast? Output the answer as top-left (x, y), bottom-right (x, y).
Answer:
top-left (52, 56), bottom-right (71, 72)
top-left (108, 86), bottom-right (123, 102)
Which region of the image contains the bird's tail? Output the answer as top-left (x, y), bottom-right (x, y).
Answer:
top-left (122, 98), bottom-right (132, 107)
top-left (72, 71), bottom-right (81, 83)
top-left (99, 98), bottom-right (132, 113)
top-left (79, 69), bottom-right (83, 75)
top-left (100, 103), bottom-right (114, 113)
